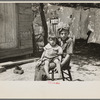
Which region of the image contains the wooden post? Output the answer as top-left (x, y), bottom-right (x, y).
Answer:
top-left (39, 3), bottom-right (48, 45)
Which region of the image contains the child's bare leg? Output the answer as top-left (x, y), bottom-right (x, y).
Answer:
top-left (54, 59), bottom-right (62, 78)
top-left (44, 60), bottom-right (50, 79)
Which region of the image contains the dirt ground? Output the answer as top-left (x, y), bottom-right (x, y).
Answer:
top-left (0, 39), bottom-right (100, 81)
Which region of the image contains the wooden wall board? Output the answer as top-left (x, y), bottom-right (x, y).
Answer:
top-left (0, 4), bottom-right (6, 43)
top-left (18, 3), bottom-right (33, 49)
top-left (0, 48), bottom-right (33, 60)
top-left (0, 4), bottom-right (17, 49)
top-left (0, 3), bottom-right (33, 59)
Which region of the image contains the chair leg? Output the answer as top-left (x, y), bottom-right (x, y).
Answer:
top-left (61, 70), bottom-right (65, 81)
top-left (52, 70), bottom-right (54, 81)
top-left (68, 69), bottom-right (72, 81)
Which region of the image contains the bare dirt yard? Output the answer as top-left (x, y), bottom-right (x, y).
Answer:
top-left (0, 39), bottom-right (100, 81)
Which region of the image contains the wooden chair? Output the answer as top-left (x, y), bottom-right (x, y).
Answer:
top-left (49, 35), bottom-right (75, 81)
top-left (34, 57), bottom-right (72, 81)
top-left (34, 36), bottom-right (75, 81)
top-left (49, 56), bottom-right (72, 81)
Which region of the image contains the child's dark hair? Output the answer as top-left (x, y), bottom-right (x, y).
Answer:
top-left (58, 27), bottom-right (69, 35)
top-left (48, 34), bottom-right (60, 45)
top-left (48, 34), bottom-right (57, 41)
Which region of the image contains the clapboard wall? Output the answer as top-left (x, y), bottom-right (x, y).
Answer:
top-left (0, 3), bottom-right (33, 59)
top-left (18, 3), bottom-right (33, 48)
top-left (0, 4), bottom-right (17, 49)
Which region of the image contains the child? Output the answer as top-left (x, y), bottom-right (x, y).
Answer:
top-left (58, 26), bottom-right (75, 67)
top-left (37, 34), bottom-right (63, 79)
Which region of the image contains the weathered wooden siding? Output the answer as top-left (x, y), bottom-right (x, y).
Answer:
top-left (18, 4), bottom-right (33, 49)
top-left (0, 3), bottom-right (33, 59)
top-left (0, 3), bottom-right (17, 49)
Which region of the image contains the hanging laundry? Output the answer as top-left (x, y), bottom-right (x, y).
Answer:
top-left (47, 5), bottom-right (73, 36)
top-left (80, 8), bottom-right (89, 39)
top-left (71, 8), bottom-right (81, 39)
top-left (87, 8), bottom-right (96, 43)
top-left (93, 8), bottom-right (100, 44)
top-left (58, 7), bottom-right (73, 25)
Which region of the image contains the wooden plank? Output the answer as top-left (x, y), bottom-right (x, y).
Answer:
top-left (19, 21), bottom-right (32, 27)
top-left (19, 26), bottom-right (32, 32)
top-left (20, 40), bottom-right (32, 47)
top-left (0, 4), bottom-right (6, 43)
top-left (18, 3), bottom-right (31, 7)
top-left (20, 31), bottom-right (32, 40)
top-left (0, 47), bottom-right (33, 59)
top-left (19, 14), bottom-right (33, 22)
top-left (5, 4), bottom-right (17, 42)
top-left (18, 20), bottom-right (32, 32)
top-left (19, 22), bottom-right (32, 32)
top-left (0, 4), bottom-right (18, 49)
top-left (4, 4), bottom-right (17, 48)
top-left (0, 58), bottom-right (39, 67)
top-left (18, 4), bottom-right (33, 49)
top-left (0, 4), bottom-right (34, 60)
top-left (0, 42), bottom-right (18, 49)
top-left (18, 3), bottom-right (33, 15)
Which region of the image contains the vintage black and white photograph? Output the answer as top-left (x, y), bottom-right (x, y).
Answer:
top-left (0, 2), bottom-right (100, 81)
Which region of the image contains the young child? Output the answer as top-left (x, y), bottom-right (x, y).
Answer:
top-left (37, 34), bottom-right (63, 79)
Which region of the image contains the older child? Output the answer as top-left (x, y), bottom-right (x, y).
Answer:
top-left (58, 26), bottom-right (75, 67)
top-left (37, 34), bottom-right (63, 79)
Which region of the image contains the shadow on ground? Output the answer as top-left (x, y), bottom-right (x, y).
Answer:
top-left (0, 39), bottom-right (100, 81)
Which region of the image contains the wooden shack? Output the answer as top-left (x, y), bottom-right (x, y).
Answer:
top-left (0, 3), bottom-right (33, 59)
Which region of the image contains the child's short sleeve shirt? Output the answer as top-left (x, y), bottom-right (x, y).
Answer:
top-left (60, 37), bottom-right (74, 57)
top-left (44, 43), bottom-right (63, 58)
